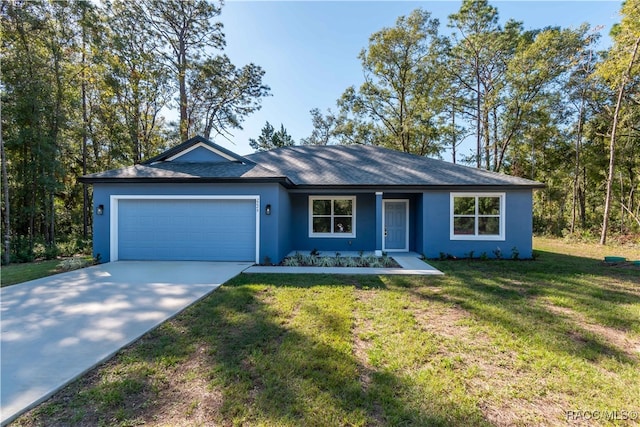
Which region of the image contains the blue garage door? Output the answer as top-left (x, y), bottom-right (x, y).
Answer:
top-left (118, 198), bottom-right (256, 261)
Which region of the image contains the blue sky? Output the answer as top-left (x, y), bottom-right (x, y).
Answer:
top-left (209, 1), bottom-right (623, 160)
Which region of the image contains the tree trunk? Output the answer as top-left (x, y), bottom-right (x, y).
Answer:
top-left (451, 106), bottom-right (457, 164)
top-left (483, 108), bottom-right (490, 170)
top-left (476, 71), bottom-right (481, 168)
top-left (600, 35), bottom-right (640, 245)
top-left (81, 18), bottom-right (88, 239)
top-left (179, 39), bottom-right (189, 141)
top-left (1, 101), bottom-right (10, 265)
top-left (571, 91), bottom-right (586, 234)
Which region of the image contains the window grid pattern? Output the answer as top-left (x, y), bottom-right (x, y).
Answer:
top-left (309, 196), bottom-right (355, 238)
top-left (451, 193), bottom-right (505, 241)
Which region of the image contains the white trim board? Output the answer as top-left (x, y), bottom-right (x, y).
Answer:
top-left (110, 195), bottom-right (260, 263)
top-left (449, 192), bottom-right (506, 241)
top-left (166, 141), bottom-right (238, 162)
top-left (308, 195), bottom-right (357, 238)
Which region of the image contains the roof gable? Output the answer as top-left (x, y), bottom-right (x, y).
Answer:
top-left (143, 135), bottom-right (251, 164)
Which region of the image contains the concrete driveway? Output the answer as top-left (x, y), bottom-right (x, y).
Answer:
top-left (0, 261), bottom-right (251, 425)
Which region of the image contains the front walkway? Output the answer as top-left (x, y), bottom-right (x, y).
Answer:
top-left (244, 253), bottom-right (443, 276)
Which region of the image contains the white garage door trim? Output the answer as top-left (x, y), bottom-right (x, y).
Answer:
top-left (110, 195), bottom-right (260, 263)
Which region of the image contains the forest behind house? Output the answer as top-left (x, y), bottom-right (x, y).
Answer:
top-left (1, 0), bottom-right (639, 265)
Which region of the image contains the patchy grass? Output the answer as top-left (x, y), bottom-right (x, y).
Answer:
top-left (12, 240), bottom-right (640, 426)
top-left (1, 257), bottom-right (94, 287)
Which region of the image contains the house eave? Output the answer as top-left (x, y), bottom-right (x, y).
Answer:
top-left (78, 176), bottom-right (294, 186)
top-left (287, 183), bottom-right (546, 192)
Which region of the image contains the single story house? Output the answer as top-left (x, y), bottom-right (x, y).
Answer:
top-left (80, 135), bottom-right (544, 264)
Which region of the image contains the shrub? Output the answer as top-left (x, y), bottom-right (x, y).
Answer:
top-left (343, 257), bottom-right (359, 267)
top-left (58, 257), bottom-right (92, 272)
top-left (318, 257), bottom-right (336, 267)
top-left (283, 257), bottom-right (300, 267)
top-left (302, 255), bottom-right (317, 266)
top-left (381, 255), bottom-right (396, 268)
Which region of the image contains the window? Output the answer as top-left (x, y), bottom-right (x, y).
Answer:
top-left (450, 193), bottom-right (505, 240)
top-left (309, 196), bottom-right (355, 237)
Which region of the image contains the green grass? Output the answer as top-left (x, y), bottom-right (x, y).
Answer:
top-left (1, 257), bottom-right (94, 287)
top-left (13, 239), bottom-right (640, 426)
top-left (1, 260), bottom-right (63, 287)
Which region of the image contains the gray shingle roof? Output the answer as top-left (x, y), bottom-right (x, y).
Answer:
top-left (81, 142), bottom-right (543, 188)
top-left (81, 161), bottom-right (286, 182)
top-left (245, 145), bottom-right (543, 187)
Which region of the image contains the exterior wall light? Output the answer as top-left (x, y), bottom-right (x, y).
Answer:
top-left (265, 204), bottom-right (271, 215)
top-left (97, 204), bottom-right (104, 215)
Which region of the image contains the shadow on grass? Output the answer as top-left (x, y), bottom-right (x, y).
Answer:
top-left (420, 250), bottom-right (640, 365)
top-left (94, 273), bottom-right (490, 426)
top-left (21, 251), bottom-right (637, 425)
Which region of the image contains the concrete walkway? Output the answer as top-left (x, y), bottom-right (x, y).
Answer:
top-left (0, 261), bottom-right (251, 426)
top-left (245, 254), bottom-right (443, 275)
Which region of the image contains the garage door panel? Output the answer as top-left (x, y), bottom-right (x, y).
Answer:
top-left (117, 199), bottom-right (256, 261)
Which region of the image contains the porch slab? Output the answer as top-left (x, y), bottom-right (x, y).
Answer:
top-left (244, 253), bottom-right (443, 276)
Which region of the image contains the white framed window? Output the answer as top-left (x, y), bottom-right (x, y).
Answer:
top-left (309, 196), bottom-right (356, 238)
top-left (450, 193), bottom-right (505, 240)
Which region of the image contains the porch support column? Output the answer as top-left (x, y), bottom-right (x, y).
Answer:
top-left (375, 192), bottom-right (383, 256)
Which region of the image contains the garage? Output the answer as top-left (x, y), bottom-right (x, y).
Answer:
top-left (112, 196), bottom-right (259, 262)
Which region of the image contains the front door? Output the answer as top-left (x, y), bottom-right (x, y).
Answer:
top-left (383, 200), bottom-right (409, 251)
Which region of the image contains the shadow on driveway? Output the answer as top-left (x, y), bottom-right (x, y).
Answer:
top-left (0, 261), bottom-right (251, 426)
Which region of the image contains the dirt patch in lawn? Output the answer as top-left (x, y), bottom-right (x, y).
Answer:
top-left (545, 304), bottom-right (640, 362)
top-left (15, 340), bottom-right (223, 427)
top-left (405, 290), bottom-right (574, 426)
top-left (144, 346), bottom-right (224, 426)
top-left (352, 289), bottom-right (385, 424)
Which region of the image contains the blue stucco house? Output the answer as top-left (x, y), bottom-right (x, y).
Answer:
top-left (80, 135), bottom-right (544, 264)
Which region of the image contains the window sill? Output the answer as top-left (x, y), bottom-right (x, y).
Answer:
top-left (309, 233), bottom-right (356, 239)
top-left (450, 235), bottom-right (505, 241)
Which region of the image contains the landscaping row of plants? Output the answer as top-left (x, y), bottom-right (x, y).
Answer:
top-left (280, 251), bottom-right (400, 268)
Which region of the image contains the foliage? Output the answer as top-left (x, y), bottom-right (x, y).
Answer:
top-left (189, 55), bottom-right (271, 140)
top-left (302, 1), bottom-right (639, 239)
top-left (2, 0), bottom-right (639, 265)
top-left (337, 9), bottom-right (447, 156)
top-left (0, 0), bottom-right (270, 264)
top-left (593, 0), bottom-right (640, 244)
top-left (279, 255), bottom-right (401, 268)
top-left (249, 121), bottom-right (295, 152)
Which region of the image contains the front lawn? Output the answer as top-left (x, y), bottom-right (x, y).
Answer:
top-left (1, 257), bottom-right (95, 287)
top-left (13, 239), bottom-right (640, 426)
top-left (1, 260), bottom-right (64, 287)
